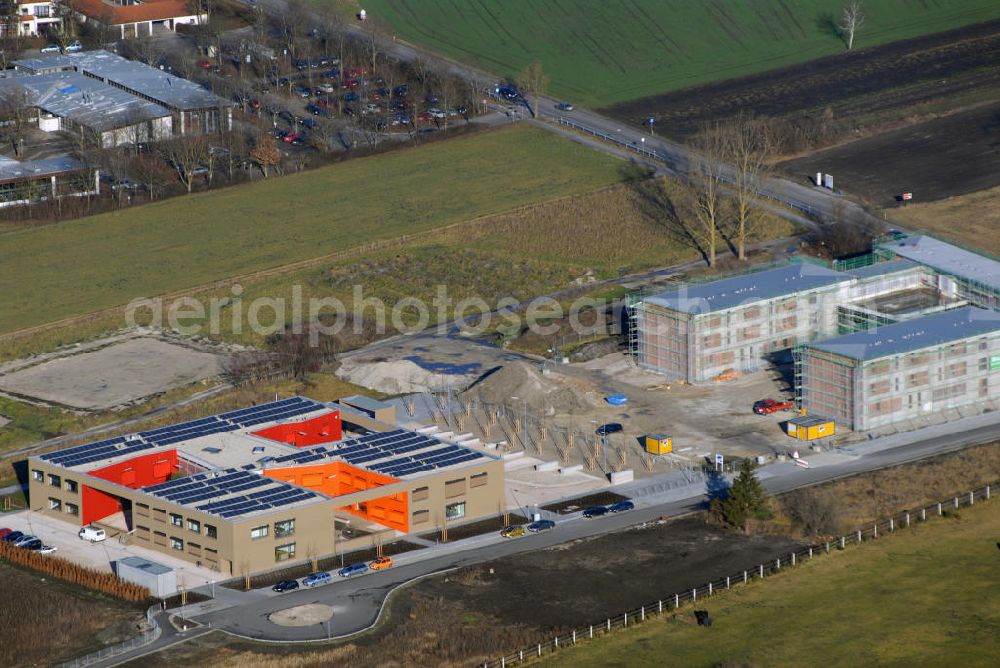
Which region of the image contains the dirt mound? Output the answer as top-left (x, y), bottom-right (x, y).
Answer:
top-left (464, 361), bottom-right (596, 416)
top-left (336, 358), bottom-right (477, 395)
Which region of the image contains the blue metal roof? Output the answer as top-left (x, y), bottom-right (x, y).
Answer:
top-left (644, 263), bottom-right (850, 315)
top-left (843, 258), bottom-right (921, 280)
top-left (803, 306), bottom-right (1000, 362)
top-left (878, 235), bottom-right (1000, 293)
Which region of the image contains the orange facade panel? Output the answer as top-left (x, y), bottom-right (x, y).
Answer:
top-left (252, 411), bottom-right (342, 447)
top-left (263, 461), bottom-right (407, 532)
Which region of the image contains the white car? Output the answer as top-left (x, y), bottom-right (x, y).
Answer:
top-left (315, 83), bottom-right (336, 94)
top-left (64, 41), bottom-right (83, 53)
top-left (427, 108), bottom-right (447, 119)
top-left (78, 526), bottom-right (107, 542)
top-left (40, 44), bottom-right (60, 54)
top-left (35, 545), bottom-right (57, 554)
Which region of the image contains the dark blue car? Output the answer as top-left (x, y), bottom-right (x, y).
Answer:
top-left (608, 500), bottom-right (635, 513)
top-left (583, 506), bottom-right (608, 518)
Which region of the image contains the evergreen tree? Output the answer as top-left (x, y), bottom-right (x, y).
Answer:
top-left (712, 459), bottom-right (768, 531)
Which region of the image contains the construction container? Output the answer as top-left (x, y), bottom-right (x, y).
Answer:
top-left (644, 433), bottom-right (672, 455)
top-left (786, 415), bottom-right (834, 441)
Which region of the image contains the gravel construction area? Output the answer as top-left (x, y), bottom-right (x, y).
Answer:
top-left (413, 515), bottom-right (803, 631)
top-left (0, 336), bottom-right (225, 410)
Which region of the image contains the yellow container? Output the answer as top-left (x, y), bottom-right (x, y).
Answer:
top-left (786, 416), bottom-right (835, 440)
top-left (645, 433), bottom-right (672, 455)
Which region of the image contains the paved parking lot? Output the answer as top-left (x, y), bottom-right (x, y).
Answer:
top-left (1, 510), bottom-right (223, 590)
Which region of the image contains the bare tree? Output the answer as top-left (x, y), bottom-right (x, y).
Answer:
top-left (516, 61), bottom-right (549, 118)
top-left (687, 125), bottom-right (729, 268)
top-left (0, 3), bottom-right (26, 71)
top-left (132, 153), bottom-right (174, 200)
top-left (837, 0), bottom-right (865, 50)
top-left (0, 85), bottom-right (35, 158)
top-left (722, 112), bottom-right (772, 262)
top-left (162, 136), bottom-right (209, 192)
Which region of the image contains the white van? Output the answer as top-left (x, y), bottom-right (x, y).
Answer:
top-left (78, 526), bottom-right (107, 543)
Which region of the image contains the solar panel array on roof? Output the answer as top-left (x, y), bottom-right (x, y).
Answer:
top-left (269, 428), bottom-right (488, 477)
top-left (37, 396), bottom-right (325, 470)
top-left (38, 435), bottom-right (154, 468)
top-left (217, 396), bottom-right (324, 427)
top-left (143, 468), bottom-right (321, 519)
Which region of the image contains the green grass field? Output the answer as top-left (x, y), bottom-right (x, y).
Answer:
top-left (359, 0), bottom-right (1000, 106)
top-left (543, 500), bottom-right (1000, 667)
top-left (0, 126), bottom-right (623, 335)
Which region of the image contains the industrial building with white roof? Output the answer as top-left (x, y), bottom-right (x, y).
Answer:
top-left (28, 396), bottom-right (503, 575)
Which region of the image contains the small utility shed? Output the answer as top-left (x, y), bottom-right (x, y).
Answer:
top-left (116, 556), bottom-right (176, 598)
top-left (340, 395), bottom-right (396, 423)
top-left (785, 415), bottom-right (834, 440)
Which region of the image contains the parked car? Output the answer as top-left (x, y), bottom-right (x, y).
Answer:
top-left (272, 579), bottom-right (300, 593)
top-left (315, 83), bottom-right (336, 94)
top-left (496, 86), bottom-right (519, 100)
top-left (35, 545), bottom-right (57, 554)
top-left (368, 556), bottom-right (393, 570)
top-left (40, 44), bottom-right (60, 54)
top-left (582, 506), bottom-right (608, 519)
top-left (427, 108), bottom-right (447, 119)
top-left (338, 562), bottom-right (369, 578)
top-left (343, 91), bottom-right (359, 102)
top-left (416, 111), bottom-right (434, 122)
top-left (302, 571), bottom-right (332, 587)
top-left (13, 534), bottom-right (38, 548)
top-left (555, 102), bottom-right (574, 111)
top-left (292, 86), bottom-right (312, 98)
top-left (595, 423), bottom-right (623, 436)
top-left (526, 519), bottom-right (555, 533)
top-left (3, 530), bottom-right (24, 543)
top-left (190, 165), bottom-right (210, 176)
top-left (20, 538), bottom-right (42, 551)
top-left (281, 132), bottom-right (303, 144)
top-left (752, 399), bottom-right (794, 415)
top-left (500, 525), bottom-right (526, 538)
top-left (78, 526), bottom-right (107, 542)
top-left (607, 500), bottom-right (635, 513)
top-left (63, 41), bottom-right (84, 53)
top-left (0, 528), bottom-right (12, 539)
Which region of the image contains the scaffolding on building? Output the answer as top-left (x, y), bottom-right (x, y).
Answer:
top-left (832, 247), bottom-right (895, 272)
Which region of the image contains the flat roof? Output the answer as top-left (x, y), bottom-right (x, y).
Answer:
top-left (843, 258), bottom-right (921, 280)
top-left (117, 556), bottom-right (173, 575)
top-left (643, 263), bottom-right (849, 315)
top-left (268, 428), bottom-right (495, 479)
top-left (14, 50), bottom-right (225, 111)
top-left (340, 395), bottom-right (393, 412)
top-left (0, 155), bottom-right (88, 183)
top-left (35, 396), bottom-right (495, 520)
top-left (789, 415), bottom-right (832, 427)
top-left (0, 72), bottom-right (170, 132)
top-left (803, 306), bottom-right (1000, 362)
top-left (878, 235), bottom-right (1000, 293)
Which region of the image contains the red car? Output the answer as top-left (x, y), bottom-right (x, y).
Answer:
top-left (248, 99), bottom-right (261, 110)
top-left (0, 528), bottom-right (12, 539)
top-left (753, 399), bottom-right (795, 415)
top-left (343, 67), bottom-right (367, 78)
top-left (343, 79), bottom-right (360, 89)
top-left (281, 132), bottom-right (302, 143)
top-left (416, 111), bottom-right (435, 122)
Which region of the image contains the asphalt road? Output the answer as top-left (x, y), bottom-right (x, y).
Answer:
top-left (179, 412), bottom-right (1000, 643)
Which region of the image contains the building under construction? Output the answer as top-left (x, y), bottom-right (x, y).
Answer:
top-left (633, 232), bottom-right (1000, 430)
top-left (795, 307), bottom-right (1000, 431)
top-left (634, 262), bottom-right (852, 382)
